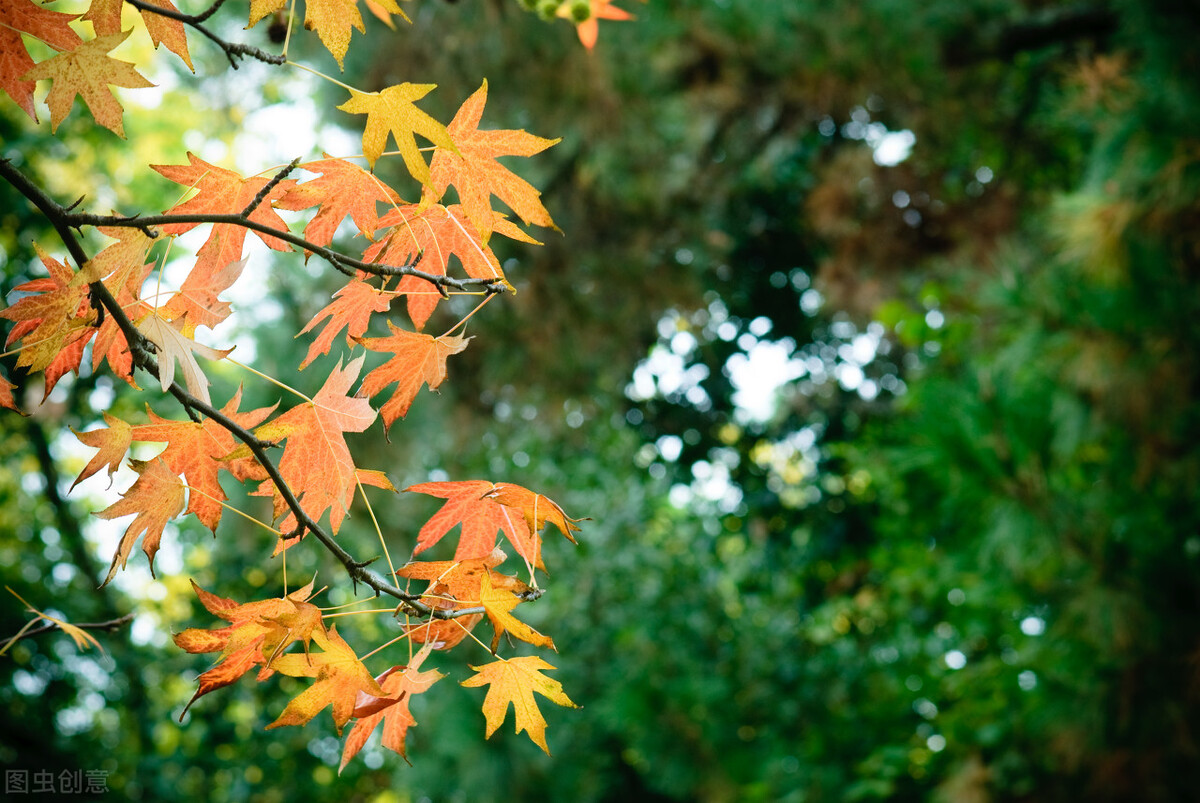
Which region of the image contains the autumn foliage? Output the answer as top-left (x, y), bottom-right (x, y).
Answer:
top-left (0, 0), bottom-right (628, 766)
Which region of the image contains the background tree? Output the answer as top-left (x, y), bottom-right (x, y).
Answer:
top-left (5, 0), bottom-right (1200, 801)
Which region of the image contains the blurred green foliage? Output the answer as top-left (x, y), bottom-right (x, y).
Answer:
top-left (3, 0), bottom-right (1200, 801)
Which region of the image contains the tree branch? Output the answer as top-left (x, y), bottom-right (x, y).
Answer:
top-left (1, 614), bottom-right (136, 653)
top-left (66, 210), bottom-right (509, 293)
top-left (124, 0), bottom-right (286, 68)
top-left (0, 157), bottom-right (510, 622)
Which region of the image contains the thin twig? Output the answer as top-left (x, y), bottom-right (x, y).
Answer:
top-left (124, 0), bottom-right (286, 68)
top-left (0, 614), bottom-right (135, 653)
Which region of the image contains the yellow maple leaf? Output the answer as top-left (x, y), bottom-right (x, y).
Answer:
top-left (461, 656), bottom-right (578, 754)
top-left (478, 571), bottom-right (554, 652)
top-left (266, 625), bottom-right (387, 733)
top-left (337, 83), bottom-right (456, 182)
top-left (21, 30), bottom-right (154, 137)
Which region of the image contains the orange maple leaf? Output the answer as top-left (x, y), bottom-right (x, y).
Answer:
top-left (252, 356), bottom-right (394, 539)
top-left (127, 388), bottom-right (275, 530)
top-left (427, 80), bottom-right (560, 238)
top-left (21, 31), bottom-right (154, 137)
top-left (159, 251), bottom-right (247, 337)
top-left (95, 457), bottom-right (186, 585)
top-left (1, 245), bottom-right (102, 380)
top-left (70, 412), bottom-right (134, 491)
top-left (339, 643), bottom-right (443, 770)
top-left (266, 625), bottom-right (388, 733)
top-left (0, 372), bottom-right (21, 414)
top-left (277, 156), bottom-right (404, 249)
top-left (394, 548), bottom-right (527, 604)
top-left (486, 483), bottom-right (583, 543)
top-left (355, 322), bottom-right (469, 433)
top-left (461, 656), bottom-right (578, 754)
top-left (0, 0), bottom-right (82, 119)
top-left (152, 153), bottom-right (297, 259)
top-left (559, 0), bottom-right (634, 50)
top-left (85, 0), bottom-right (193, 70)
top-left (296, 276), bottom-right (393, 370)
top-left (337, 83), bottom-right (456, 180)
top-left (173, 579), bottom-right (323, 717)
top-left (405, 480), bottom-right (542, 569)
top-left (365, 204), bottom-right (511, 330)
top-left (3, 230), bottom-right (154, 398)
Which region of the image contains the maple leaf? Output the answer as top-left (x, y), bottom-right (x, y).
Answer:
top-left (0, 0), bottom-right (82, 119)
top-left (277, 156), bottom-right (404, 249)
top-left (486, 483), bottom-right (583, 543)
top-left (363, 0), bottom-right (410, 29)
top-left (173, 580), bottom-right (323, 716)
top-left (559, 0), bottom-right (634, 50)
top-left (136, 0), bottom-right (194, 71)
top-left (138, 313), bottom-right (233, 407)
top-left (401, 595), bottom-right (481, 650)
top-left (394, 547), bottom-right (527, 604)
top-left (296, 276), bottom-right (392, 370)
top-left (126, 388), bottom-right (275, 530)
top-left (0, 372), bottom-right (21, 414)
top-left (95, 457), bottom-right (186, 585)
top-left (337, 83), bottom-right (456, 181)
top-left (354, 322), bottom-right (469, 433)
top-left (151, 153), bottom-right (297, 257)
top-left (21, 31), bottom-right (154, 137)
top-left (1, 245), bottom-right (102, 379)
top-left (84, 0), bottom-right (193, 70)
top-left (427, 80), bottom-right (560, 238)
top-left (159, 252), bottom-right (248, 338)
top-left (339, 643), bottom-right (442, 770)
top-left (266, 625), bottom-right (387, 733)
top-left (405, 480), bottom-right (540, 568)
top-left (365, 204), bottom-right (509, 330)
top-left (393, 550), bottom-right (532, 650)
top-left (251, 356), bottom-right (394, 538)
top-left (478, 571), bottom-right (554, 652)
top-left (70, 412), bottom-right (133, 490)
top-left (92, 261), bottom-right (154, 386)
top-left (461, 656), bottom-right (578, 754)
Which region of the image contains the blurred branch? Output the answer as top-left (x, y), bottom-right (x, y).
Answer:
top-left (944, 4), bottom-right (1117, 66)
top-left (0, 613), bottom-right (135, 654)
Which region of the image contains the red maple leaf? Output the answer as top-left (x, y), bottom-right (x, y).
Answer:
top-left (0, 0), bottom-right (82, 119)
top-left (173, 579), bottom-right (322, 717)
top-left (152, 153), bottom-right (297, 259)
